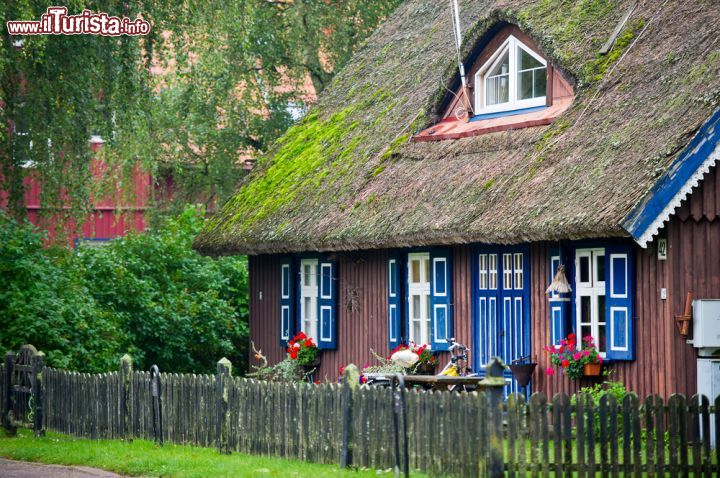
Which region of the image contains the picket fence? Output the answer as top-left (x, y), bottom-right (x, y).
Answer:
top-left (33, 364), bottom-right (719, 477)
top-left (1, 353), bottom-right (718, 477)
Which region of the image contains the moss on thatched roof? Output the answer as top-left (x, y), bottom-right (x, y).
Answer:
top-left (195, 0), bottom-right (720, 255)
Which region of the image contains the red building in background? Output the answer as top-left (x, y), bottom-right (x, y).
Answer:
top-left (2, 136), bottom-right (151, 246)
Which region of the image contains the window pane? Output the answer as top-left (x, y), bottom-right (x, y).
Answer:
top-left (534, 69), bottom-right (547, 97)
top-left (581, 325), bottom-right (592, 342)
top-left (424, 258), bottom-right (430, 283)
top-left (304, 297), bottom-right (311, 319)
top-left (580, 296), bottom-right (591, 323)
top-left (579, 256), bottom-right (590, 283)
top-left (597, 295), bottom-right (606, 324)
top-left (412, 295), bottom-right (420, 319)
top-left (518, 70), bottom-right (534, 100)
top-left (425, 297), bottom-right (430, 322)
top-left (412, 260), bottom-right (420, 283)
top-left (486, 50), bottom-right (510, 106)
top-left (596, 253), bottom-right (605, 283)
top-left (412, 322), bottom-right (421, 343)
top-left (304, 265), bottom-right (311, 285)
top-left (518, 47), bottom-right (542, 70)
top-left (598, 324), bottom-right (606, 353)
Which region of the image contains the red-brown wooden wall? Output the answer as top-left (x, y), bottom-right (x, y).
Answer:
top-left (248, 166), bottom-right (720, 396)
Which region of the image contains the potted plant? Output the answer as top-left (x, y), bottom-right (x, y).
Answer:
top-left (287, 332), bottom-right (319, 373)
top-left (388, 342), bottom-right (437, 375)
top-left (544, 334), bottom-right (603, 380)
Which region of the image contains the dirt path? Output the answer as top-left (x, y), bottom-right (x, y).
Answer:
top-left (0, 458), bottom-right (124, 478)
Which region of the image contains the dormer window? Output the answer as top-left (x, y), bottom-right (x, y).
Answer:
top-left (414, 24), bottom-right (574, 142)
top-left (475, 35), bottom-right (547, 114)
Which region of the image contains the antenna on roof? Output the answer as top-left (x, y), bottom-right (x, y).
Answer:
top-left (450, 0), bottom-right (472, 121)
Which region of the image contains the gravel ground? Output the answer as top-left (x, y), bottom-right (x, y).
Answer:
top-left (0, 458), bottom-right (124, 478)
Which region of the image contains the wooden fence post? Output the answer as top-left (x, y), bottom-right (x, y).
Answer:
top-left (150, 365), bottom-right (163, 446)
top-left (340, 364), bottom-right (359, 468)
top-left (2, 352), bottom-right (16, 436)
top-left (216, 357), bottom-right (232, 454)
top-left (120, 354), bottom-right (133, 441)
top-left (480, 357), bottom-right (508, 478)
top-left (31, 352), bottom-right (45, 437)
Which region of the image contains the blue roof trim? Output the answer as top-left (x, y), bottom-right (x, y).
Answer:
top-left (470, 105), bottom-right (547, 122)
top-left (622, 107), bottom-right (720, 247)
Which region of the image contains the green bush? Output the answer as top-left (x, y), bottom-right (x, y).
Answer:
top-left (0, 206), bottom-right (248, 374)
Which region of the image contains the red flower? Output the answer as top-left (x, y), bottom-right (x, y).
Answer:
top-left (314, 380), bottom-right (320, 385)
top-left (561, 359), bottom-right (570, 368)
top-left (360, 376), bottom-right (367, 384)
top-left (289, 349), bottom-right (298, 360)
top-left (338, 366), bottom-right (344, 376)
top-left (546, 367), bottom-right (556, 376)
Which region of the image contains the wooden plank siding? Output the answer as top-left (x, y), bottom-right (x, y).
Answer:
top-left (248, 166), bottom-right (720, 397)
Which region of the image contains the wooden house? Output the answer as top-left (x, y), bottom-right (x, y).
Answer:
top-left (195, 0), bottom-right (720, 398)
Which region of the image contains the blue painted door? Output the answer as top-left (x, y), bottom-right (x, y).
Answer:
top-left (474, 245), bottom-right (531, 395)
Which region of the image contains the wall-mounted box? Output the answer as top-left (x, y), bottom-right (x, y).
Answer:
top-left (693, 300), bottom-right (720, 349)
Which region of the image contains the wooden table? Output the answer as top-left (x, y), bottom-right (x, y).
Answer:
top-left (383, 374), bottom-right (497, 392)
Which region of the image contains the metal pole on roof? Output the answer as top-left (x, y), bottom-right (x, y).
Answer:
top-left (451, 0), bottom-right (466, 90)
top-left (451, 0), bottom-right (472, 118)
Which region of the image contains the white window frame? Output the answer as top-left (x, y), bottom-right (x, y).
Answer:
top-left (488, 254), bottom-right (498, 290)
top-left (513, 253), bottom-right (523, 290)
top-left (407, 252), bottom-right (431, 345)
top-left (300, 258), bottom-right (319, 342)
top-left (503, 253), bottom-right (513, 290)
top-left (474, 35), bottom-right (547, 114)
top-left (575, 248), bottom-right (606, 357)
top-left (478, 254), bottom-right (488, 290)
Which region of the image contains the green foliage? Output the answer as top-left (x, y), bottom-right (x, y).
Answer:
top-left (1, 0), bottom-right (402, 230)
top-left (572, 376), bottom-right (629, 438)
top-left (0, 206), bottom-right (248, 374)
top-left (247, 357), bottom-right (306, 384)
top-left (575, 378), bottom-right (629, 406)
top-left (0, 213), bottom-right (121, 372)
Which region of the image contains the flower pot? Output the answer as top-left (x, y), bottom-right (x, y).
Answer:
top-left (509, 363), bottom-right (537, 388)
top-left (300, 357), bottom-right (321, 374)
top-left (583, 363), bottom-right (602, 377)
top-left (413, 362), bottom-right (436, 375)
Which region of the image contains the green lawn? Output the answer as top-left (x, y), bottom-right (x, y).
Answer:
top-left (0, 430), bottom-right (426, 478)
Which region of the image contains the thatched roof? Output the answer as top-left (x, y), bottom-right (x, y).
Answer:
top-left (195, 0), bottom-right (720, 255)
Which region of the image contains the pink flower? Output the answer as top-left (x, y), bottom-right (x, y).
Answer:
top-left (545, 367), bottom-right (555, 376)
top-left (583, 350), bottom-right (590, 357)
top-left (573, 352), bottom-right (582, 361)
top-left (597, 356), bottom-right (603, 364)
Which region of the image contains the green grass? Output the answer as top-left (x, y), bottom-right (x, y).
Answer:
top-left (0, 430), bottom-right (426, 478)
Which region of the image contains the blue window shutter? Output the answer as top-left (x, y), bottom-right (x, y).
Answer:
top-left (318, 259), bottom-right (337, 349)
top-left (280, 258), bottom-right (294, 345)
top-left (604, 244), bottom-right (635, 360)
top-left (430, 249), bottom-right (453, 352)
top-left (387, 255), bottom-right (402, 351)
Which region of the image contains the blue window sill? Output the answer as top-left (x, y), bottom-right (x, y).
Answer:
top-left (470, 105), bottom-right (547, 122)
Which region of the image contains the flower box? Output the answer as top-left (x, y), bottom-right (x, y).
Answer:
top-left (544, 334), bottom-right (603, 381)
top-left (583, 363), bottom-right (602, 377)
